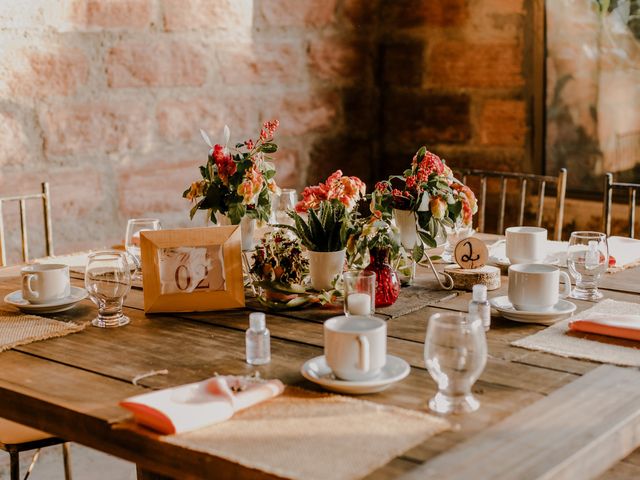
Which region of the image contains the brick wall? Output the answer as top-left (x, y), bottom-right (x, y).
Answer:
top-left (0, 0), bottom-right (378, 261)
top-left (0, 0), bottom-right (550, 261)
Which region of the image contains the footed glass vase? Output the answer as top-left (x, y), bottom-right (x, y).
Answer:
top-left (364, 247), bottom-right (400, 308)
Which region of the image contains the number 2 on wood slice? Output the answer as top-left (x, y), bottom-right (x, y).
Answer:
top-left (454, 237), bottom-right (488, 270)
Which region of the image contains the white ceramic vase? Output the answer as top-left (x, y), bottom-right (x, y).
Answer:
top-left (214, 213), bottom-right (256, 252)
top-left (308, 249), bottom-right (346, 291)
top-left (393, 209), bottom-right (419, 250)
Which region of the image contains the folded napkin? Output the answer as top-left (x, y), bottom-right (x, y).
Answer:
top-left (120, 375), bottom-right (284, 434)
top-left (608, 236), bottom-right (640, 270)
top-left (570, 314), bottom-right (640, 342)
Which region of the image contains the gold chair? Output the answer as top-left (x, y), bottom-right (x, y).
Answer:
top-left (602, 173), bottom-right (640, 238)
top-left (0, 182), bottom-right (54, 267)
top-left (0, 419), bottom-right (72, 480)
top-left (0, 183), bottom-right (70, 479)
top-left (455, 168), bottom-right (568, 241)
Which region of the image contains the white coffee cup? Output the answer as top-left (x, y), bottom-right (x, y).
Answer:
top-left (324, 315), bottom-right (386, 381)
top-left (21, 264), bottom-right (71, 304)
top-left (508, 263), bottom-right (572, 312)
top-left (505, 226), bottom-right (547, 264)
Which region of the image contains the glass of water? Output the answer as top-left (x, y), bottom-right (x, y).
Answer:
top-left (125, 218), bottom-right (161, 280)
top-left (567, 231), bottom-right (608, 301)
top-left (424, 312), bottom-right (487, 415)
top-left (85, 251), bottom-right (132, 328)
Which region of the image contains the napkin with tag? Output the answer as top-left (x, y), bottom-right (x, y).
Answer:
top-left (120, 375), bottom-right (284, 434)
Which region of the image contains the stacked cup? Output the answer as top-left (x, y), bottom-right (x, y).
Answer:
top-left (505, 227), bottom-right (571, 311)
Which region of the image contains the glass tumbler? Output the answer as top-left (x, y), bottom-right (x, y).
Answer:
top-left (424, 312), bottom-right (487, 415)
top-left (85, 251), bottom-right (132, 328)
top-left (567, 231), bottom-right (608, 301)
top-left (125, 218), bottom-right (161, 280)
top-left (343, 270), bottom-right (376, 316)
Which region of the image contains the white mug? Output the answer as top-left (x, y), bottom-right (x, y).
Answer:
top-left (324, 315), bottom-right (386, 381)
top-left (21, 264), bottom-right (71, 304)
top-left (505, 226), bottom-right (547, 265)
top-left (508, 263), bottom-right (572, 312)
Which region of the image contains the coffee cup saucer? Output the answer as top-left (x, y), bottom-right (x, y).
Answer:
top-left (4, 286), bottom-right (88, 314)
top-left (489, 296), bottom-right (576, 325)
top-left (300, 355), bottom-right (410, 395)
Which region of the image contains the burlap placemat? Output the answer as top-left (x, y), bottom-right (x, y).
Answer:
top-left (166, 386), bottom-right (449, 480)
top-left (0, 311), bottom-right (86, 352)
top-left (511, 299), bottom-right (640, 367)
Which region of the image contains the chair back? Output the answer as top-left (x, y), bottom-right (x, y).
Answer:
top-left (0, 182), bottom-right (54, 266)
top-left (454, 168), bottom-right (567, 241)
top-left (603, 173), bottom-right (639, 238)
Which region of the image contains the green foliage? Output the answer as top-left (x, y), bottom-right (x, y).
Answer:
top-left (282, 200), bottom-right (353, 252)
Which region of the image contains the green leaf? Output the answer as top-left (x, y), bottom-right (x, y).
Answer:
top-left (419, 231), bottom-right (437, 248)
top-left (199, 165), bottom-right (209, 180)
top-left (189, 201), bottom-right (202, 220)
top-left (412, 243), bottom-right (424, 262)
top-left (235, 142), bottom-right (244, 148)
top-left (308, 208), bottom-right (326, 250)
top-left (416, 146), bottom-right (426, 161)
top-left (259, 143), bottom-right (278, 153)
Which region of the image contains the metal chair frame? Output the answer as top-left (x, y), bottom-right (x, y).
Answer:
top-left (0, 182), bottom-right (54, 266)
top-left (603, 172), bottom-right (640, 238)
top-left (455, 168), bottom-right (568, 241)
top-left (1, 437), bottom-right (72, 480)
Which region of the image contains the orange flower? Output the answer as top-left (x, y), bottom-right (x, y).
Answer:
top-left (237, 165), bottom-right (263, 204)
top-left (430, 196), bottom-right (447, 219)
top-left (186, 180), bottom-right (206, 201)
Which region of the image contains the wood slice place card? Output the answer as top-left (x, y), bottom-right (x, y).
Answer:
top-left (444, 264), bottom-right (501, 291)
top-left (453, 237), bottom-right (488, 270)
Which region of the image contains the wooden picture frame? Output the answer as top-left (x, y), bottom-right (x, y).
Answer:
top-left (140, 226), bottom-right (245, 313)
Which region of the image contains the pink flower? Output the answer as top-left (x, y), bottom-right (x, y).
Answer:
top-left (295, 170), bottom-right (365, 212)
top-left (244, 139), bottom-right (254, 150)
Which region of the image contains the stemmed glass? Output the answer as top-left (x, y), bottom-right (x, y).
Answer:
top-left (441, 219), bottom-right (473, 263)
top-left (276, 189), bottom-right (298, 226)
top-left (567, 231), bottom-right (608, 301)
top-left (424, 312), bottom-right (487, 414)
top-left (85, 251), bottom-right (132, 328)
top-left (125, 218), bottom-right (161, 280)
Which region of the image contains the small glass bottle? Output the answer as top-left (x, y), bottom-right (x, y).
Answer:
top-left (468, 284), bottom-right (491, 331)
top-left (246, 312), bottom-right (271, 365)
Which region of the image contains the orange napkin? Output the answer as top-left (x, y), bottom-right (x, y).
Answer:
top-left (120, 375), bottom-right (284, 435)
top-left (569, 314), bottom-right (640, 342)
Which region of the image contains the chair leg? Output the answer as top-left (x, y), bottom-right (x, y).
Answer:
top-left (23, 448), bottom-right (41, 480)
top-left (9, 449), bottom-right (19, 480)
top-left (62, 443), bottom-right (73, 480)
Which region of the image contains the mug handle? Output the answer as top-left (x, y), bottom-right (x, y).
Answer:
top-left (356, 335), bottom-right (370, 373)
top-left (559, 271), bottom-right (572, 298)
top-left (22, 273), bottom-right (38, 300)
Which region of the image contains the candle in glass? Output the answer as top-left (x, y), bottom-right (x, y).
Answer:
top-left (343, 270), bottom-right (376, 317)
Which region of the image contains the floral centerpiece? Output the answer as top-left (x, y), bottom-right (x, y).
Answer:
top-left (250, 229), bottom-right (334, 309)
top-left (371, 147), bottom-right (477, 260)
top-left (279, 170), bottom-right (365, 291)
top-left (183, 120), bottom-right (280, 225)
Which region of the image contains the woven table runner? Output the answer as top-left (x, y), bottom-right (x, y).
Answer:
top-left (0, 311), bottom-right (86, 352)
top-left (512, 299), bottom-right (640, 367)
top-left (166, 386), bottom-right (449, 480)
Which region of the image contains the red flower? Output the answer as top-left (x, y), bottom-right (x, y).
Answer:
top-left (375, 181), bottom-right (390, 192)
top-left (212, 144), bottom-right (236, 185)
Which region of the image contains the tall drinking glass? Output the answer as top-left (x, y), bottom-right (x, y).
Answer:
top-left (85, 251), bottom-right (132, 328)
top-left (125, 218), bottom-right (161, 280)
top-left (567, 231), bottom-right (608, 301)
top-left (276, 189), bottom-right (298, 226)
top-left (424, 312), bottom-right (487, 414)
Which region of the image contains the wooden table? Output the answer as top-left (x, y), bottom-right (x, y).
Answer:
top-left (1, 236), bottom-right (640, 480)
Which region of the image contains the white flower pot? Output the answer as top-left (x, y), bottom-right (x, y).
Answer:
top-left (393, 209), bottom-right (418, 250)
top-left (214, 213), bottom-right (256, 252)
top-left (308, 249), bottom-right (346, 291)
